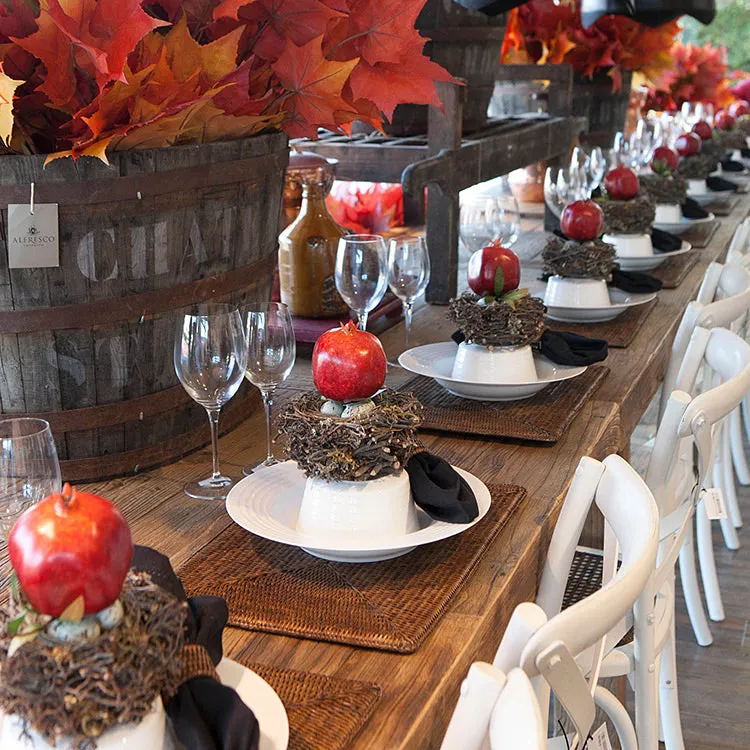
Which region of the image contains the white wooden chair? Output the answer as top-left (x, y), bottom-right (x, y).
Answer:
top-left (489, 669), bottom-right (547, 750)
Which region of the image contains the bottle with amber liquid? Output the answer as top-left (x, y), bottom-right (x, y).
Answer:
top-left (278, 151), bottom-right (349, 318)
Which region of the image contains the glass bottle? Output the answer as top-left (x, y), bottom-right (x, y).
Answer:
top-left (278, 151), bottom-right (349, 318)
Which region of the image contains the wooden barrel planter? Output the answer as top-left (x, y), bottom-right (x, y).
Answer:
top-left (0, 132), bottom-right (288, 482)
top-left (386, 0), bottom-right (507, 136)
top-left (572, 71), bottom-right (633, 148)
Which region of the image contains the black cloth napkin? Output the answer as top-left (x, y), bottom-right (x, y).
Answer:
top-left (539, 330), bottom-right (608, 366)
top-left (452, 0), bottom-right (527, 14)
top-left (651, 228), bottom-right (682, 253)
top-left (131, 546), bottom-right (261, 750)
top-left (721, 158), bottom-right (746, 173)
top-left (742, 148), bottom-right (750, 159)
top-left (682, 198), bottom-right (710, 219)
top-left (610, 268), bottom-right (663, 294)
top-left (707, 175), bottom-right (738, 192)
top-left (406, 452), bottom-right (479, 524)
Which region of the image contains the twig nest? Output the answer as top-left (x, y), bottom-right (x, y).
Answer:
top-left (639, 172), bottom-right (687, 206)
top-left (277, 389), bottom-right (423, 482)
top-left (542, 235), bottom-right (616, 279)
top-left (737, 115), bottom-right (750, 136)
top-left (714, 128), bottom-right (746, 152)
top-left (0, 572), bottom-right (185, 748)
top-left (677, 153), bottom-right (719, 180)
top-left (596, 193), bottom-right (655, 235)
top-left (448, 291), bottom-right (546, 347)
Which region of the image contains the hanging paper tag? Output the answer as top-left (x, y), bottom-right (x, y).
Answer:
top-left (589, 723), bottom-right (613, 750)
top-left (7, 203), bottom-right (60, 268)
top-left (702, 487), bottom-right (728, 520)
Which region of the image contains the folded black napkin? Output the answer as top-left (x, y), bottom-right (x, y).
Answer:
top-left (452, 0), bottom-right (527, 14)
top-left (610, 268), bottom-right (663, 294)
top-left (539, 330), bottom-right (608, 366)
top-left (742, 148), bottom-right (750, 159)
top-left (707, 175), bottom-right (738, 192)
top-left (720, 158), bottom-right (746, 173)
top-left (131, 546), bottom-right (260, 750)
top-left (406, 452), bottom-right (479, 524)
top-left (651, 228), bottom-right (683, 253)
top-left (682, 198), bottom-right (710, 219)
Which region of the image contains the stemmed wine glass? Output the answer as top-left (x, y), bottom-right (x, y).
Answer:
top-left (589, 147), bottom-right (606, 193)
top-left (0, 418), bottom-right (61, 540)
top-left (243, 302), bottom-right (296, 474)
top-left (387, 237), bottom-right (431, 346)
top-left (335, 234), bottom-right (388, 331)
top-left (174, 304), bottom-right (248, 500)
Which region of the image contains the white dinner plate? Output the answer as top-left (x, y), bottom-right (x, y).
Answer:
top-left (527, 281), bottom-right (657, 323)
top-left (616, 240), bottom-right (692, 271)
top-left (653, 212), bottom-right (716, 234)
top-left (226, 461), bottom-right (492, 563)
top-left (688, 189), bottom-right (734, 205)
top-left (397, 342), bottom-right (587, 401)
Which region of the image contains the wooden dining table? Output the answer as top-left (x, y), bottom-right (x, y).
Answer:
top-left (30, 194), bottom-right (750, 749)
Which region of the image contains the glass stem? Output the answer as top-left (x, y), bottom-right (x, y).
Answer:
top-left (359, 310), bottom-right (369, 332)
top-left (403, 300), bottom-right (413, 346)
top-left (207, 407), bottom-right (222, 480)
top-left (262, 389), bottom-right (274, 463)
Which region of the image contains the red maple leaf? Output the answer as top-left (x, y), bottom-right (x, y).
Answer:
top-left (0, 0), bottom-right (40, 40)
top-left (271, 33), bottom-right (356, 137)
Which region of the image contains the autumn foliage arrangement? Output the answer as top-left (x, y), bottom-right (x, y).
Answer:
top-left (501, 0), bottom-right (679, 91)
top-left (0, 0), bottom-right (454, 160)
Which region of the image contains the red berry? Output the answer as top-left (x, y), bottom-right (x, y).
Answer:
top-left (715, 111), bottom-right (736, 131)
top-left (676, 132), bottom-right (702, 157)
top-left (651, 146), bottom-right (679, 174)
top-left (691, 121), bottom-right (713, 141)
top-left (604, 167), bottom-right (639, 201)
top-left (467, 245), bottom-right (521, 297)
top-left (560, 200), bottom-right (604, 242)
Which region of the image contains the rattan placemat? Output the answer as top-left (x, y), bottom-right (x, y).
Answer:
top-left (545, 297), bottom-right (658, 348)
top-left (179, 484), bottom-right (526, 653)
top-left (705, 194), bottom-right (740, 216)
top-left (680, 221), bottom-right (719, 248)
top-left (239, 660), bottom-right (381, 750)
top-left (400, 366), bottom-right (608, 443)
top-left (651, 251), bottom-right (700, 289)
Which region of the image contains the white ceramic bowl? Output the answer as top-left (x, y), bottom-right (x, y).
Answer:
top-left (603, 232), bottom-right (653, 258)
top-left (450, 342), bottom-right (536, 384)
top-left (688, 178), bottom-right (708, 195)
top-left (544, 276), bottom-right (610, 308)
top-left (654, 204), bottom-right (682, 224)
top-left (2, 698), bottom-right (165, 750)
top-left (297, 471), bottom-right (418, 541)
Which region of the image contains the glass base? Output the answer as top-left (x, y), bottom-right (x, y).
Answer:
top-left (183, 474), bottom-right (236, 501)
top-left (242, 456), bottom-right (279, 476)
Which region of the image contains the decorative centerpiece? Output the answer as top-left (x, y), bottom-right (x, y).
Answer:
top-left (448, 245), bottom-right (545, 384)
top-left (676, 131), bottom-right (716, 195)
top-left (598, 168), bottom-right (656, 258)
top-left (640, 146), bottom-right (686, 224)
top-left (0, 486), bottom-right (184, 749)
top-left (543, 200), bottom-right (615, 307)
top-left (713, 110), bottom-right (747, 153)
top-left (277, 322), bottom-right (423, 540)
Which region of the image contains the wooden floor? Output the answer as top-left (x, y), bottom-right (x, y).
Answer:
top-left (632, 395), bottom-right (750, 750)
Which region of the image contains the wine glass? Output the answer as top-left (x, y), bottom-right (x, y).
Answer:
top-left (0, 418), bottom-right (61, 540)
top-left (335, 234), bottom-right (388, 331)
top-left (487, 179), bottom-right (521, 247)
top-left (243, 302), bottom-right (296, 474)
top-left (388, 237), bottom-right (431, 346)
top-left (460, 195), bottom-right (496, 254)
top-left (174, 304), bottom-right (248, 500)
top-left (589, 147), bottom-right (606, 192)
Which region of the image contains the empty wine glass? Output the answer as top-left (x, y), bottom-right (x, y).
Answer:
top-left (243, 302), bottom-right (296, 474)
top-left (460, 195), bottom-right (497, 254)
top-left (174, 304), bottom-right (248, 500)
top-left (589, 147), bottom-right (606, 192)
top-left (335, 234), bottom-right (388, 331)
top-left (388, 237), bottom-right (431, 346)
top-left (544, 166), bottom-right (562, 218)
top-left (0, 418), bottom-right (61, 540)
top-left (487, 189), bottom-right (520, 247)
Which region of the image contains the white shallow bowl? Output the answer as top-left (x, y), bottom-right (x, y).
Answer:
top-left (544, 277), bottom-right (610, 308)
top-left (603, 233), bottom-right (653, 258)
top-left (689, 190), bottom-right (733, 205)
top-left (653, 212), bottom-right (715, 235)
top-left (398, 342), bottom-right (587, 402)
top-left (451, 342), bottom-right (536, 383)
top-left (616, 241), bottom-right (692, 271)
top-left (226, 461), bottom-right (492, 563)
top-left (687, 178), bottom-right (708, 195)
top-left (654, 204), bottom-right (682, 224)
top-left (1, 659), bottom-right (289, 750)
top-left (297, 471), bottom-right (418, 541)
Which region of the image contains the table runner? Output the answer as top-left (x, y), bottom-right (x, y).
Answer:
top-left (650, 252), bottom-right (700, 289)
top-left (680, 221), bottom-right (719, 248)
top-left (400, 366), bottom-right (608, 442)
top-left (705, 194), bottom-right (740, 217)
top-left (179, 484), bottom-right (526, 653)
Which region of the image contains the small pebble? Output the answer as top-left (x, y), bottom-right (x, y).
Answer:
top-left (96, 599), bottom-right (124, 630)
top-left (48, 617), bottom-right (101, 643)
top-left (341, 400), bottom-right (376, 419)
top-left (321, 399), bottom-right (345, 417)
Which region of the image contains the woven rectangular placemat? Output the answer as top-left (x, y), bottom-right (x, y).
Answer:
top-left (680, 221), bottom-right (719, 248)
top-left (545, 297), bottom-right (657, 348)
top-left (179, 484), bottom-right (526, 653)
top-left (705, 194), bottom-right (740, 216)
top-left (239, 660), bottom-right (381, 750)
top-left (400, 366), bottom-right (608, 443)
top-left (651, 252), bottom-right (700, 289)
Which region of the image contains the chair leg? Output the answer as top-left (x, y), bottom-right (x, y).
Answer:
top-left (678, 521), bottom-right (713, 646)
top-left (743, 394), bottom-right (750, 443)
top-left (714, 444), bottom-right (740, 550)
top-left (723, 422), bottom-right (743, 530)
top-left (729, 407), bottom-right (750, 487)
top-left (696, 499), bottom-right (726, 622)
top-left (659, 614), bottom-right (686, 750)
top-left (633, 589), bottom-right (660, 750)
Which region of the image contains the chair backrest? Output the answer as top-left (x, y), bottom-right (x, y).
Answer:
top-left (726, 218), bottom-right (750, 266)
top-left (489, 669), bottom-right (546, 750)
